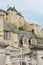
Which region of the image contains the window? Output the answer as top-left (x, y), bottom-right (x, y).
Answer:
top-left (24, 39), bottom-right (27, 43)
top-left (23, 38), bottom-right (28, 44)
top-left (4, 31), bottom-right (10, 40)
top-left (31, 39), bottom-right (36, 45)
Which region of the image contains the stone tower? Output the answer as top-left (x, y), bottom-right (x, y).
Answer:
top-left (6, 7), bottom-right (24, 28)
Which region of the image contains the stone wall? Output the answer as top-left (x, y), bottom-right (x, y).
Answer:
top-left (0, 15), bottom-right (4, 40)
top-left (10, 33), bottom-right (19, 47)
top-left (37, 50), bottom-right (43, 65)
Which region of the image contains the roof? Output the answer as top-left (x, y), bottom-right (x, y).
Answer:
top-left (17, 12), bottom-right (23, 17)
top-left (3, 22), bottom-right (33, 47)
top-left (13, 29), bottom-right (33, 38)
top-left (0, 9), bottom-right (6, 13)
top-left (7, 7), bottom-right (17, 12)
top-left (3, 21), bottom-right (34, 47)
top-left (3, 21), bottom-right (12, 31)
top-left (13, 29), bottom-right (33, 47)
top-left (7, 7), bottom-right (23, 17)
top-left (3, 22), bottom-right (33, 39)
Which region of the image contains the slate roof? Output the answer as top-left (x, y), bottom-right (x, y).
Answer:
top-left (13, 29), bottom-right (33, 38)
top-left (3, 21), bottom-right (12, 31)
top-left (17, 12), bottom-right (23, 17)
top-left (3, 21), bottom-right (33, 38)
top-left (0, 9), bottom-right (6, 13)
top-left (7, 7), bottom-right (23, 17)
top-left (13, 29), bottom-right (33, 47)
top-left (3, 21), bottom-right (33, 47)
top-left (4, 22), bottom-right (43, 48)
top-left (7, 7), bottom-right (17, 12)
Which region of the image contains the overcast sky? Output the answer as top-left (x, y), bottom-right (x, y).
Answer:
top-left (0, 0), bottom-right (43, 28)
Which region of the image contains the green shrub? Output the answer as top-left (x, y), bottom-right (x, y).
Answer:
top-left (18, 26), bottom-right (25, 31)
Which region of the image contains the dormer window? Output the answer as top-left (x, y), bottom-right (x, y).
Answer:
top-left (4, 31), bottom-right (10, 40)
top-left (23, 38), bottom-right (28, 44)
top-left (31, 38), bottom-right (36, 45)
top-left (22, 36), bottom-right (28, 44)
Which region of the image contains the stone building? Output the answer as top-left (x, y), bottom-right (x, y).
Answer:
top-left (31, 39), bottom-right (43, 65)
top-left (6, 7), bottom-right (25, 28)
top-left (0, 6), bottom-right (42, 38)
top-left (0, 7), bottom-right (43, 65)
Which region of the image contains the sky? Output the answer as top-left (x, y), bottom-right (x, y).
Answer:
top-left (0, 0), bottom-right (43, 28)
